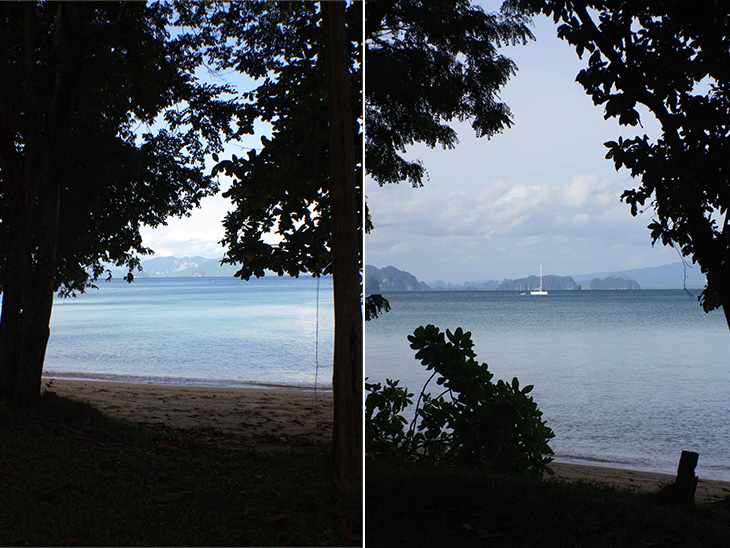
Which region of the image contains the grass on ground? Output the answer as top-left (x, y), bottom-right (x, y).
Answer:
top-left (366, 460), bottom-right (730, 547)
top-left (0, 392), bottom-right (361, 547)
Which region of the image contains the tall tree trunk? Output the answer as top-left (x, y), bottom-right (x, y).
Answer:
top-left (322, 1), bottom-right (363, 500)
top-left (0, 260), bottom-right (24, 404)
top-left (0, 214), bottom-right (58, 406)
top-left (12, 148), bottom-right (62, 406)
top-left (0, 2), bottom-right (83, 406)
top-left (0, 70), bottom-right (31, 406)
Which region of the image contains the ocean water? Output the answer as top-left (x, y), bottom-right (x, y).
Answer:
top-left (45, 276), bottom-right (334, 389)
top-left (365, 290), bottom-right (730, 481)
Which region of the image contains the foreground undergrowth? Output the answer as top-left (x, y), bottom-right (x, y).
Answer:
top-left (0, 392), bottom-right (360, 547)
top-left (366, 460), bottom-right (730, 547)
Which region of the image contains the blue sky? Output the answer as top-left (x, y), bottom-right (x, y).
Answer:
top-left (140, 2), bottom-right (685, 283)
top-left (137, 66), bottom-right (266, 260)
top-left (365, 2), bottom-right (683, 283)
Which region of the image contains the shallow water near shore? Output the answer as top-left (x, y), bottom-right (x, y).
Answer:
top-left (365, 290), bottom-right (730, 481)
top-left (45, 276), bottom-right (334, 389)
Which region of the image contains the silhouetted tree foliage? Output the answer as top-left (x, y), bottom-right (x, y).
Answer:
top-left (179, 0), bottom-right (363, 498)
top-left (185, 1), bottom-right (364, 281)
top-left (365, 294), bottom-right (391, 321)
top-left (366, 325), bottom-right (554, 476)
top-left (0, 1), bottom-right (241, 406)
top-left (365, 0), bottom-right (533, 188)
top-left (512, 0), bottom-right (730, 328)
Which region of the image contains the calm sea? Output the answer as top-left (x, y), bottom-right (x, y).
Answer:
top-left (365, 290), bottom-right (730, 481)
top-left (45, 276), bottom-right (334, 389)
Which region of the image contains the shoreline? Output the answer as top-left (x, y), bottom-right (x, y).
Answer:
top-left (551, 461), bottom-right (730, 504)
top-left (44, 372), bottom-right (329, 391)
top-left (44, 377), bottom-right (333, 447)
top-left (44, 378), bottom-right (730, 503)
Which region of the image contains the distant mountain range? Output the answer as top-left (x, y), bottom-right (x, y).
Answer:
top-left (365, 265), bottom-right (432, 292)
top-left (430, 278), bottom-right (500, 291)
top-left (586, 276), bottom-right (642, 290)
top-left (367, 261), bottom-right (706, 292)
top-left (573, 262), bottom-right (706, 289)
top-left (108, 256), bottom-right (241, 278)
top-left (112, 256), bottom-right (707, 289)
top-left (496, 274), bottom-right (579, 291)
top-left (496, 274), bottom-right (641, 291)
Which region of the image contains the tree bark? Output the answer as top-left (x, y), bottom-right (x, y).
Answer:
top-left (0, 260), bottom-right (24, 404)
top-left (0, 2), bottom-right (83, 406)
top-left (674, 450), bottom-right (699, 506)
top-left (322, 1), bottom-right (363, 500)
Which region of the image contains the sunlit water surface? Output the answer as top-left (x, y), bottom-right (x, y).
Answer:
top-left (365, 290), bottom-right (730, 480)
top-left (46, 276), bottom-right (334, 389)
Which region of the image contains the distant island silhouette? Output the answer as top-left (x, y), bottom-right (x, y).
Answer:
top-left (109, 257), bottom-right (704, 288)
top-left (366, 262), bottom-right (706, 291)
top-left (365, 265), bottom-right (432, 292)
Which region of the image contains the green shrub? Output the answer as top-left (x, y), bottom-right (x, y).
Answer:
top-left (364, 378), bottom-right (413, 461)
top-left (366, 324), bottom-right (555, 476)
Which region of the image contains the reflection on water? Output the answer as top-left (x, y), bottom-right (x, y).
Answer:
top-left (46, 276), bottom-right (334, 389)
top-left (366, 290), bottom-right (730, 480)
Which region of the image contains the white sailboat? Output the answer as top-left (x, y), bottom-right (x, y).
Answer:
top-left (530, 264), bottom-right (548, 295)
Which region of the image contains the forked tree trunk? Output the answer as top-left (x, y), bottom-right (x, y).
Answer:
top-left (322, 1), bottom-right (363, 500)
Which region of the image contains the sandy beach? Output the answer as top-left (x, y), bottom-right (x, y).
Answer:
top-left (46, 377), bottom-right (729, 504)
top-left (551, 461), bottom-right (730, 504)
top-left (45, 377), bottom-right (333, 448)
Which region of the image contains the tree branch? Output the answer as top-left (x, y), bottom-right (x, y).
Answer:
top-left (572, 3), bottom-right (679, 140)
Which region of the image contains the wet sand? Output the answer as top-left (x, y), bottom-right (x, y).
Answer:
top-left (45, 377), bottom-right (333, 447)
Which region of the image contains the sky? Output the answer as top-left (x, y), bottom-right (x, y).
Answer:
top-left (137, 67), bottom-right (265, 261)
top-left (139, 174), bottom-right (232, 259)
top-left (365, 2), bottom-right (682, 284)
top-left (140, 2), bottom-right (683, 283)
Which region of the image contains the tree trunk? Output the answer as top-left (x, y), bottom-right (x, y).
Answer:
top-left (0, 238), bottom-right (57, 407)
top-left (0, 2), bottom-right (83, 407)
top-left (0, 261), bottom-right (24, 404)
top-left (674, 450), bottom-right (699, 506)
top-left (11, 155), bottom-right (62, 406)
top-left (322, 1), bottom-right (363, 500)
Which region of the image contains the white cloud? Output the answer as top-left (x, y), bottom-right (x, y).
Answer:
top-left (140, 192), bottom-right (231, 258)
top-left (364, 13), bottom-right (674, 283)
top-left (366, 170), bottom-right (675, 282)
top-left (372, 174), bottom-right (632, 240)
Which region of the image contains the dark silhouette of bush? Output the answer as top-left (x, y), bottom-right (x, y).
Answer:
top-left (365, 378), bottom-right (414, 461)
top-left (366, 324), bottom-right (554, 476)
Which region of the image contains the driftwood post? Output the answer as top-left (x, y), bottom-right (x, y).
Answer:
top-left (675, 450), bottom-right (699, 505)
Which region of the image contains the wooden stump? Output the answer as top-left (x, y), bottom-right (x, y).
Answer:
top-left (675, 450), bottom-right (699, 505)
